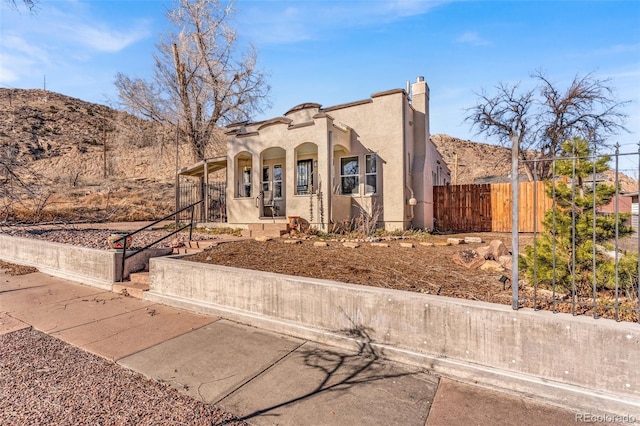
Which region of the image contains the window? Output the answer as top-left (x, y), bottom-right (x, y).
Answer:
top-left (273, 165), bottom-right (283, 198)
top-left (297, 159), bottom-right (313, 194)
top-left (242, 166), bottom-right (251, 197)
top-left (340, 156), bottom-right (359, 195)
top-left (262, 166), bottom-right (270, 192)
top-left (365, 154), bottom-right (377, 194)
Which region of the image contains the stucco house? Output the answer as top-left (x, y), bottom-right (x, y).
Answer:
top-left (178, 76), bottom-right (450, 231)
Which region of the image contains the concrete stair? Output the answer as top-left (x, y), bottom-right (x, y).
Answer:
top-left (173, 239), bottom-right (218, 255)
top-left (185, 240), bottom-right (219, 249)
top-left (173, 247), bottom-right (208, 255)
top-left (113, 272), bottom-right (149, 299)
top-left (241, 223), bottom-right (289, 238)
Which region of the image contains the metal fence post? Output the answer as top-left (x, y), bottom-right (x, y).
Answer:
top-left (511, 134), bottom-right (519, 310)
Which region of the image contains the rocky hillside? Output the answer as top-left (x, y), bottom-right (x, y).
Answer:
top-left (431, 134), bottom-right (513, 184)
top-left (0, 89), bottom-right (195, 222)
top-left (431, 134), bottom-right (637, 192)
top-left (0, 88), bottom-right (187, 185)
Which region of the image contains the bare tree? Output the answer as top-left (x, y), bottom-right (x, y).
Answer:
top-left (5, 0), bottom-right (38, 12)
top-left (115, 0), bottom-right (270, 161)
top-left (466, 71), bottom-right (629, 180)
top-left (0, 142), bottom-right (52, 222)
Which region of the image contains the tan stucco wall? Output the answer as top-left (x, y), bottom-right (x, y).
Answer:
top-left (225, 80), bottom-right (450, 231)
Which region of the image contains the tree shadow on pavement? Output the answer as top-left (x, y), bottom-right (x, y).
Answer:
top-left (226, 321), bottom-right (425, 424)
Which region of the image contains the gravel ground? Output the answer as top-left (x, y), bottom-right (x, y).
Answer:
top-left (0, 328), bottom-right (246, 426)
top-left (0, 228), bottom-right (217, 250)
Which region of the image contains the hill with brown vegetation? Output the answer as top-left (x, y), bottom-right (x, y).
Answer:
top-left (0, 89), bottom-right (195, 222)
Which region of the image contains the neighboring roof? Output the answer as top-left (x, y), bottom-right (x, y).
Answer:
top-left (178, 156), bottom-right (227, 177)
top-left (284, 103), bottom-right (321, 116)
top-left (473, 174), bottom-right (530, 184)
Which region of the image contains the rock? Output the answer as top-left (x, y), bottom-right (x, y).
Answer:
top-left (284, 239), bottom-right (302, 244)
top-left (313, 241), bottom-right (329, 247)
top-left (399, 242), bottom-right (415, 248)
top-left (488, 240), bottom-right (510, 259)
top-left (464, 236), bottom-right (483, 244)
top-left (255, 236), bottom-right (272, 242)
top-left (452, 249), bottom-right (485, 269)
top-left (447, 238), bottom-right (465, 245)
top-left (169, 238), bottom-right (184, 248)
top-left (343, 242), bottom-right (360, 248)
top-left (480, 260), bottom-right (504, 272)
top-left (371, 242), bottom-right (390, 247)
top-left (498, 255), bottom-right (513, 269)
top-left (476, 246), bottom-right (491, 260)
top-left (434, 241), bottom-right (451, 246)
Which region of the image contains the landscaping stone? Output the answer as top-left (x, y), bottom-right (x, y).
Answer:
top-left (447, 238), bottom-right (465, 245)
top-left (313, 242), bottom-right (329, 247)
top-left (476, 246), bottom-right (491, 260)
top-left (420, 242), bottom-right (435, 247)
top-left (343, 242), bottom-right (360, 249)
top-left (452, 249), bottom-right (485, 269)
top-left (399, 242), bottom-right (415, 248)
top-left (488, 240), bottom-right (510, 259)
top-left (498, 255), bottom-right (513, 269)
top-left (464, 236), bottom-right (483, 244)
top-left (284, 239), bottom-right (302, 244)
top-left (480, 260), bottom-right (504, 272)
top-left (434, 241), bottom-right (451, 246)
top-left (371, 242), bottom-right (390, 248)
top-left (255, 236), bottom-right (272, 242)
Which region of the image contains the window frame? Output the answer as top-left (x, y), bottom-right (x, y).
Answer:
top-left (364, 153), bottom-right (377, 195)
top-left (262, 166), bottom-right (270, 192)
top-left (340, 155), bottom-right (360, 196)
top-left (273, 164), bottom-right (283, 199)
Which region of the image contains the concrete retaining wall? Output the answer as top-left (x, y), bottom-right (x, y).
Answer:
top-left (0, 234), bottom-right (117, 289)
top-left (0, 235), bottom-right (172, 289)
top-left (147, 256), bottom-right (640, 417)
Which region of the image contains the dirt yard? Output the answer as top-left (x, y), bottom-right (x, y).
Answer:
top-left (186, 233), bottom-right (520, 303)
top-left (185, 232), bottom-right (638, 322)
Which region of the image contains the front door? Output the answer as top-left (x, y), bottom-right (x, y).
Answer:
top-left (297, 159), bottom-right (313, 194)
top-left (261, 164), bottom-right (284, 217)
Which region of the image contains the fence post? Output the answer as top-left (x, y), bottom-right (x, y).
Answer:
top-left (637, 141), bottom-right (640, 323)
top-left (510, 134), bottom-right (519, 310)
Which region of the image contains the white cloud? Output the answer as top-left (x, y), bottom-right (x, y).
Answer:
top-left (382, 0), bottom-right (446, 17)
top-left (0, 35), bottom-right (51, 86)
top-left (58, 21), bottom-right (151, 52)
top-left (455, 31), bottom-right (490, 46)
top-left (595, 43), bottom-right (640, 56)
top-left (238, 0), bottom-right (448, 45)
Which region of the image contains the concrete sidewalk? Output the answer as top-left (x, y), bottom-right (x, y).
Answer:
top-left (0, 270), bottom-right (582, 425)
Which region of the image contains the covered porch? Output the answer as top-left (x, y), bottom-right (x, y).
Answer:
top-left (176, 157), bottom-right (228, 223)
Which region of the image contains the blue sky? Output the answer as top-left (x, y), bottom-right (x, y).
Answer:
top-left (1, 0), bottom-right (639, 168)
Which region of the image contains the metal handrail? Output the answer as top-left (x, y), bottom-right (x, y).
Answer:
top-left (118, 199), bottom-right (203, 282)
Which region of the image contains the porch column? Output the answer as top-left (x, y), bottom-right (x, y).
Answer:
top-left (203, 159), bottom-right (209, 222)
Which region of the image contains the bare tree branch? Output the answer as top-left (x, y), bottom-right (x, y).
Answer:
top-left (465, 71), bottom-right (630, 180)
top-left (115, 0), bottom-right (271, 161)
top-left (5, 0), bottom-right (38, 13)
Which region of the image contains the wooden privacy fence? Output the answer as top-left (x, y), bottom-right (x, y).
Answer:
top-left (433, 182), bottom-right (553, 232)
